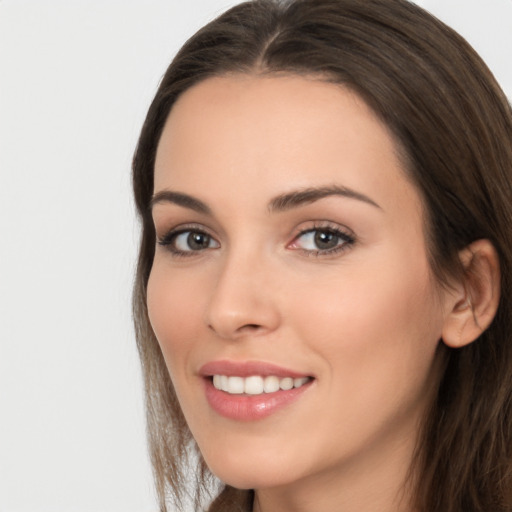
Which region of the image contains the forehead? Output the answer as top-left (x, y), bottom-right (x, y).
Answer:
top-left (154, 74), bottom-right (421, 222)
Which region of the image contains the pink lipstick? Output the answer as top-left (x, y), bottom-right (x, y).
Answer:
top-left (200, 360), bottom-right (314, 421)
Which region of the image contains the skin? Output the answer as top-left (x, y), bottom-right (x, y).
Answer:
top-left (147, 75), bottom-right (462, 512)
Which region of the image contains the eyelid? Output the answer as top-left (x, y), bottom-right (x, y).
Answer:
top-left (289, 220), bottom-right (355, 240)
top-left (156, 221), bottom-right (212, 239)
top-left (157, 223), bottom-right (220, 256)
top-left (155, 220), bottom-right (355, 258)
top-left (287, 221), bottom-right (356, 256)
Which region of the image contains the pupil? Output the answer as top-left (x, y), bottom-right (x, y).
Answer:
top-left (314, 230), bottom-right (338, 249)
top-left (188, 232), bottom-right (210, 250)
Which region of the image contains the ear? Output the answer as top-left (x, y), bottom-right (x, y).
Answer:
top-left (442, 239), bottom-right (501, 349)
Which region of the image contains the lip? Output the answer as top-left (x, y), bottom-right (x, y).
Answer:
top-left (199, 360), bottom-right (311, 379)
top-left (200, 360), bottom-right (314, 421)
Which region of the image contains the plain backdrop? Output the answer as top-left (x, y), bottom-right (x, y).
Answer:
top-left (0, 1), bottom-right (510, 511)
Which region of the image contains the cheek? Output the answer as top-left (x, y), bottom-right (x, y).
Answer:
top-left (281, 257), bottom-right (444, 456)
top-left (288, 252), bottom-right (444, 394)
top-left (146, 262), bottom-right (205, 371)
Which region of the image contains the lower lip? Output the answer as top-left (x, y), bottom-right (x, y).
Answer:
top-left (204, 378), bottom-right (312, 421)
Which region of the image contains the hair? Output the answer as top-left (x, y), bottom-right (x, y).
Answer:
top-left (132, 0), bottom-right (512, 510)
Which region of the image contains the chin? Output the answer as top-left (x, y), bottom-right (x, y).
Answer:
top-left (203, 449), bottom-right (301, 491)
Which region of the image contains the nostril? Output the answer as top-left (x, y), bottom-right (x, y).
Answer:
top-left (238, 323), bottom-right (263, 333)
top-left (204, 287), bottom-right (281, 339)
top-left (207, 322), bottom-right (263, 338)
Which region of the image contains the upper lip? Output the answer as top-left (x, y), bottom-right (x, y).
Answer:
top-left (199, 360), bottom-right (312, 379)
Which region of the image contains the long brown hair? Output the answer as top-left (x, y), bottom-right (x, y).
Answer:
top-left (132, 1), bottom-right (512, 510)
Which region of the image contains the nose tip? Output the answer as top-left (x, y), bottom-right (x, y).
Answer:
top-left (204, 262), bottom-right (281, 340)
top-left (206, 300), bottom-right (280, 340)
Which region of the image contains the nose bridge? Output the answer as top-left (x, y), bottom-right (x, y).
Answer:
top-left (204, 243), bottom-right (280, 339)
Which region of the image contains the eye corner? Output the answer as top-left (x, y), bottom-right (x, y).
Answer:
top-left (287, 221), bottom-right (356, 257)
top-left (156, 224), bottom-right (220, 258)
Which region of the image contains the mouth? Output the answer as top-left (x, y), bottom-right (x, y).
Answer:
top-left (211, 374), bottom-right (313, 395)
top-left (200, 360), bottom-right (315, 421)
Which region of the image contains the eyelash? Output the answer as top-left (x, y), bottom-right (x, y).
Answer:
top-left (156, 222), bottom-right (356, 258)
top-left (157, 224), bottom-right (217, 258)
top-left (288, 222), bottom-right (355, 257)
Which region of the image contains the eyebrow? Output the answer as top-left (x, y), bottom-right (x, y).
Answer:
top-left (268, 185), bottom-right (381, 212)
top-left (150, 190), bottom-right (211, 214)
top-left (150, 184), bottom-right (381, 215)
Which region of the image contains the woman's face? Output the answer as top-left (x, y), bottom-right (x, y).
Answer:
top-left (148, 75), bottom-right (454, 498)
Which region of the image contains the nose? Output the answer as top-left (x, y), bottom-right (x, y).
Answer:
top-left (204, 252), bottom-right (281, 340)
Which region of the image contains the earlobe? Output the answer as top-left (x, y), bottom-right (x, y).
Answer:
top-left (442, 239), bottom-right (501, 349)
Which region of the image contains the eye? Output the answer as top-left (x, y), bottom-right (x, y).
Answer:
top-left (158, 228), bottom-right (220, 256)
top-left (288, 226), bottom-right (355, 256)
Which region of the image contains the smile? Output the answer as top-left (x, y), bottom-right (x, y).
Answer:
top-left (212, 375), bottom-right (311, 395)
top-left (200, 360), bottom-right (314, 420)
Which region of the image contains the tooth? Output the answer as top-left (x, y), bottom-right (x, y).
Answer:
top-left (245, 376), bottom-right (264, 395)
top-left (280, 377), bottom-right (294, 391)
top-left (213, 374), bottom-right (309, 394)
top-left (294, 377), bottom-right (308, 388)
top-left (227, 376), bottom-right (244, 394)
top-left (263, 375), bottom-right (280, 393)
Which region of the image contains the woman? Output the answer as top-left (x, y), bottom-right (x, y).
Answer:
top-left (132, 0), bottom-right (512, 511)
